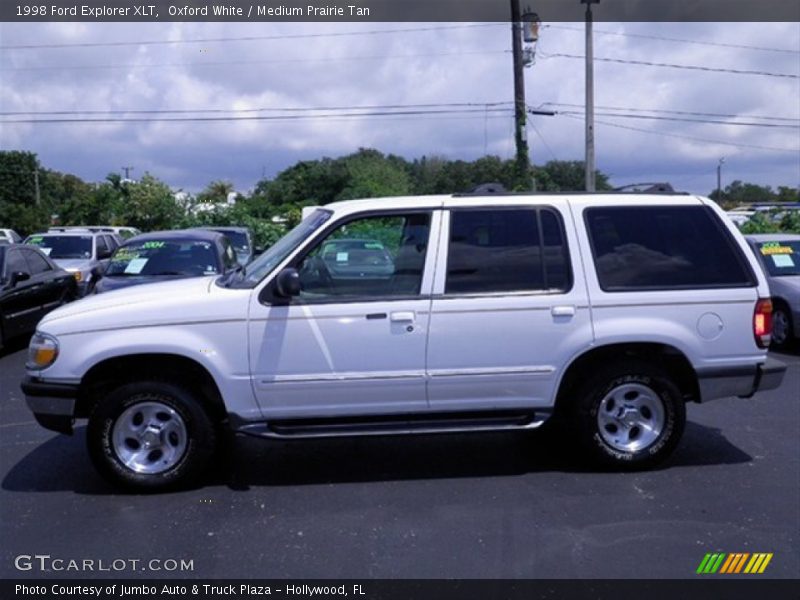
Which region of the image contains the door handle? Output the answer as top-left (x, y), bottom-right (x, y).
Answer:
top-left (551, 305), bottom-right (575, 317)
top-left (390, 311), bottom-right (415, 323)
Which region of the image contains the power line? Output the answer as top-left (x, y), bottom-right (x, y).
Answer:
top-left (539, 51), bottom-right (799, 79)
top-left (558, 110), bottom-right (800, 129)
top-left (540, 102), bottom-right (800, 123)
top-left (0, 107), bottom-right (515, 124)
top-left (544, 24), bottom-right (800, 55)
top-left (0, 49), bottom-right (509, 72)
top-left (0, 23), bottom-right (503, 51)
top-left (0, 102), bottom-right (513, 117)
top-left (560, 113), bottom-right (799, 153)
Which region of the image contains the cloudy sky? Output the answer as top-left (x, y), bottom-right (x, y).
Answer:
top-left (0, 20), bottom-right (798, 195)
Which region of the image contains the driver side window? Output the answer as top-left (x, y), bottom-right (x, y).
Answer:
top-left (295, 212), bottom-right (431, 301)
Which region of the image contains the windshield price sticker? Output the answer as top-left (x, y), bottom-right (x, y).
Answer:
top-left (124, 258), bottom-right (148, 274)
top-left (28, 236), bottom-right (43, 244)
top-left (760, 243), bottom-right (793, 256)
top-left (771, 254), bottom-right (795, 268)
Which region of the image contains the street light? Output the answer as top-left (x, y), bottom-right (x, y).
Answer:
top-left (522, 8), bottom-right (540, 43)
top-left (717, 157), bottom-right (726, 202)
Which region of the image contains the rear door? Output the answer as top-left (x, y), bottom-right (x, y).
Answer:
top-left (426, 201), bottom-right (593, 412)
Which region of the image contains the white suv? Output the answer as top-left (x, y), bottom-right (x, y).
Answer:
top-left (22, 193), bottom-right (786, 490)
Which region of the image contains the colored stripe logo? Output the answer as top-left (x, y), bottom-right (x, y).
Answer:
top-left (697, 553), bottom-right (773, 574)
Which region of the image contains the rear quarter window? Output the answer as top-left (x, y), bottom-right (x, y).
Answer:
top-left (585, 205), bottom-right (756, 291)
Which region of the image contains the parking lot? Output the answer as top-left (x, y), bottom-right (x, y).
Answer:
top-left (0, 339), bottom-right (798, 580)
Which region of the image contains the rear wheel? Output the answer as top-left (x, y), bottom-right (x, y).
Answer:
top-left (570, 360), bottom-right (686, 469)
top-left (87, 381), bottom-right (216, 491)
top-left (771, 303), bottom-right (793, 351)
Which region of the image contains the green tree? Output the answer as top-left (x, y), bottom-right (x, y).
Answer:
top-left (0, 151), bottom-right (49, 234)
top-left (197, 180), bottom-right (235, 204)
top-left (335, 149), bottom-right (412, 201)
top-left (119, 173), bottom-right (183, 231)
top-left (537, 160), bottom-right (612, 191)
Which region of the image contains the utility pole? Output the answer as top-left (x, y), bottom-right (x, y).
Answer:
top-left (121, 166), bottom-right (134, 180)
top-left (33, 169), bottom-right (40, 206)
top-left (717, 157), bottom-right (725, 202)
top-left (511, 0), bottom-right (530, 189)
top-left (582, 0), bottom-right (599, 192)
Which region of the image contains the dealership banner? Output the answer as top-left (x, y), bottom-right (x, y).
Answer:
top-left (2, 0), bottom-right (800, 22)
top-left (3, 579), bottom-right (799, 600)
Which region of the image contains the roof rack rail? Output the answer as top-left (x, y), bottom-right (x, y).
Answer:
top-left (613, 182), bottom-right (676, 193)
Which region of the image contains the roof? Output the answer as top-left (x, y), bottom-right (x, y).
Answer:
top-left (125, 229), bottom-right (224, 244)
top-left (744, 233), bottom-right (800, 242)
top-left (195, 226), bottom-right (251, 234)
top-left (29, 230), bottom-right (104, 238)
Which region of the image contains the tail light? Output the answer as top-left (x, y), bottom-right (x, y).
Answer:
top-left (753, 298), bottom-right (773, 348)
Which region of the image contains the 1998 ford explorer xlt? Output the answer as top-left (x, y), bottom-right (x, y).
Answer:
top-left (22, 192), bottom-right (786, 490)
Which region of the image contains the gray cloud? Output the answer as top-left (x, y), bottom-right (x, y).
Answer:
top-left (0, 21), bottom-right (797, 195)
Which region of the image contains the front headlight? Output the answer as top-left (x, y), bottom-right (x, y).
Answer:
top-left (67, 269), bottom-right (83, 282)
top-left (27, 332), bottom-right (60, 370)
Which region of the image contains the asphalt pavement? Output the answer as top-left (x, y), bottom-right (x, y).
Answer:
top-left (0, 338), bottom-right (798, 580)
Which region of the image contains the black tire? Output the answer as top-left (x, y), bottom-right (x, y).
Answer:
top-left (570, 360), bottom-right (686, 470)
top-left (770, 302), bottom-right (794, 351)
top-left (87, 381), bottom-right (217, 491)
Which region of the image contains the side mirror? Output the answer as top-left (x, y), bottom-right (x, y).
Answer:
top-left (275, 268), bottom-right (301, 297)
top-left (10, 271), bottom-right (30, 287)
top-left (98, 248), bottom-right (113, 259)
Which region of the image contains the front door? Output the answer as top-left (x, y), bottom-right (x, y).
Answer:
top-left (249, 210), bottom-right (440, 418)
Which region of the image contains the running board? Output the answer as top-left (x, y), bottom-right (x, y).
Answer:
top-left (235, 409), bottom-right (551, 440)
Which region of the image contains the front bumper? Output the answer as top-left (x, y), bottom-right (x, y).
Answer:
top-left (696, 357), bottom-right (787, 402)
top-left (21, 376), bottom-right (79, 434)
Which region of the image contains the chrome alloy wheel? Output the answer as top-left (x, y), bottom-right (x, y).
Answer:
top-left (597, 383), bottom-right (666, 453)
top-left (111, 401), bottom-right (188, 474)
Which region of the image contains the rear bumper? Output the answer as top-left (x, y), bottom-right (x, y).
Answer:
top-left (21, 376), bottom-right (78, 434)
top-left (696, 357), bottom-right (787, 402)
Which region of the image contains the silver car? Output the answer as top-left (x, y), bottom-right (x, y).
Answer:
top-left (746, 234), bottom-right (800, 350)
top-left (24, 231), bottom-right (116, 296)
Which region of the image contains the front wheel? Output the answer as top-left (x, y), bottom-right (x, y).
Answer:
top-left (571, 361), bottom-right (686, 470)
top-left (87, 381), bottom-right (217, 491)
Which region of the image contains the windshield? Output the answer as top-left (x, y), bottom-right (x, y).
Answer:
top-left (242, 209), bottom-right (332, 285)
top-left (106, 240), bottom-right (219, 276)
top-left (218, 230), bottom-right (250, 254)
top-left (756, 241), bottom-right (800, 277)
top-left (27, 235), bottom-right (93, 259)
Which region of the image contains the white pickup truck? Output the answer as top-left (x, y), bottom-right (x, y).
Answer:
top-left (22, 192), bottom-right (786, 490)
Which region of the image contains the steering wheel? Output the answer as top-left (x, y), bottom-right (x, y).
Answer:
top-left (299, 255), bottom-right (334, 292)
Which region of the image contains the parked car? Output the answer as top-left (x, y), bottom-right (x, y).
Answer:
top-left (24, 231), bottom-right (116, 296)
top-left (21, 192), bottom-right (785, 490)
top-left (745, 234), bottom-right (800, 350)
top-left (95, 230), bottom-right (240, 294)
top-left (195, 226), bottom-right (254, 266)
top-left (0, 244), bottom-right (77, 350)
top-left (0, 228), bottom-right (23, 244)
top-left (50, 225), bottom-right (141, 240)
top-left (319, 238), bottom-right (395, 280)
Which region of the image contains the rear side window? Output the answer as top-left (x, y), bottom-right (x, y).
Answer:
top-left (585, 206), bottom-right (755, 291)
top-left (446, 208), bottom-right (571, 294)
top-left (23, 249), bottom-right (52, 274)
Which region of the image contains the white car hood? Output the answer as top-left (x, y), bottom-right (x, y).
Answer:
top-left (39, 276), bottom-right (251, 335)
